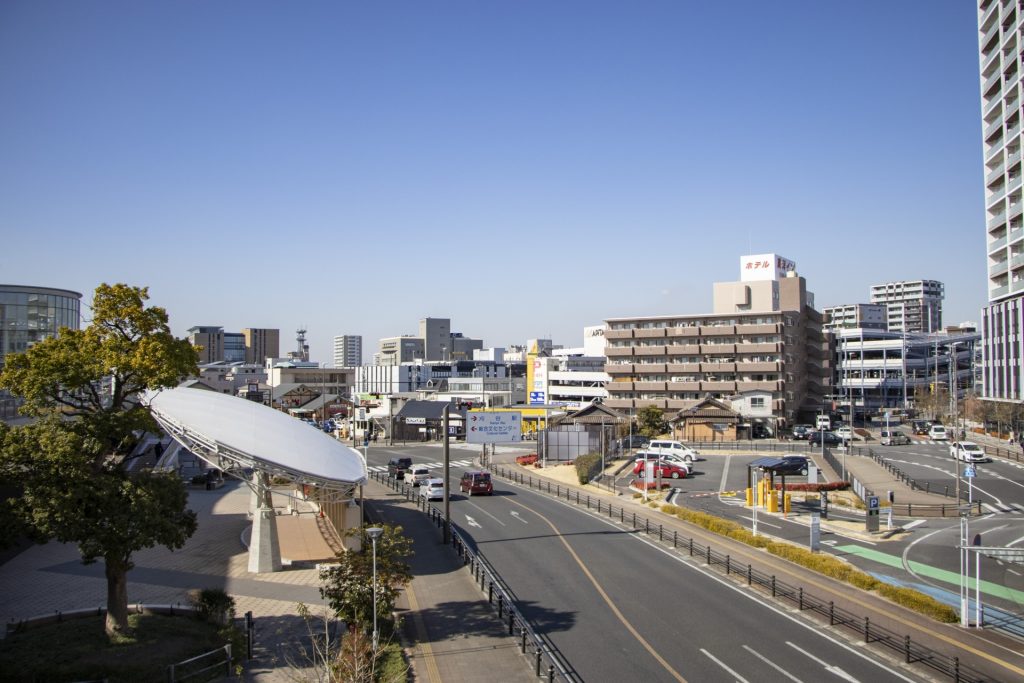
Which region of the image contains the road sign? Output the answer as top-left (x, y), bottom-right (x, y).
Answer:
top-left (867, 496), bottom-right (880, 510)
top-left (406, 417), bottom-right (426, 425)
top-left (466, 412), bottom-right (522, 443)
top-left (529, 391), bottom-right (545, 405)
top-left (964, 466), bottom-right (976, 478)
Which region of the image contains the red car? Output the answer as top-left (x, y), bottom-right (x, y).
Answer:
top-left (632, 460), bottom-right (687, 479)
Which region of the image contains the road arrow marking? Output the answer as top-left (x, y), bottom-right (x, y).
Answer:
top-left (788, 642), bottom-right (861, 682)
top-left (510, 510), bottom-right (528, 524)
top-left (465, 515), bottom-right (481, 528)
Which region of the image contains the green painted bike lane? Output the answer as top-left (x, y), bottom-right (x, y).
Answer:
top-left (837, 544), bottom-right (1024, 603)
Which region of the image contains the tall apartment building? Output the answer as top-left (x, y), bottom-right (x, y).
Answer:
top-left (187, 326), bottom-right (225, 364)
top-left (333, 335), bottom-right (363, 367)
top-left (978, 0), bottom-right (1024, 401)
top-left (821, 304), bottom-right (887, 331)
top-left (0, 285), bottom-right (82, 420)
top-left (604, 254), bottom-right (826, 427)
top-left (868, 280), bottom-right (944, 333)
top-left (243, 328), bottom-right (280, 365)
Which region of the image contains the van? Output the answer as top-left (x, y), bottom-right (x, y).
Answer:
top-left (879, 430), bottom-right (910, 446)
top-left (928, 424), bottom-right (948, 441)
top-left (645, 440), bottom-right (699, 463)
top-left (816, 415), bottom-right (831, 430)
top-left (459, 471), bottom-right (493, 496)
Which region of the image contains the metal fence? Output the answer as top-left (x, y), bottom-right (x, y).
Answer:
top-left (167, 644), bottom-right (232, 682)
top-left (371, 471), bottom-right (575, 682)
top-left (490, 465), bottom-right (988, 683)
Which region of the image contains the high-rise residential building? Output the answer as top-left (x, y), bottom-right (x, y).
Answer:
top-left (333, 335), bottom-right (363, 367)
top-left (868, 280), bottom-right (944, 333)
top-left (243, 328), bottom-right (280, 364)
top-left (187, 326), bottom-right (225, 364)
top-left (822, 304), bottom-right (887, 331)
top-left (604, 254), bottom-right (826, 429)
top-left (978, 0), bottom-right (1024, 401)
top-left (0, 285), bottom-right (82, 419)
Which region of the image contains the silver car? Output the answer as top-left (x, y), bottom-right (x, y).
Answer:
top-left (880, 430), bottom-right (910, 446)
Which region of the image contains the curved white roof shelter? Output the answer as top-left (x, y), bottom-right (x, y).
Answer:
top-left (145, 387), bottom-right (366, 487)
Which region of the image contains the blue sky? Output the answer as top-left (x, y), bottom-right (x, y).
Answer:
top-left (1, 1), bottom-right (985, 363)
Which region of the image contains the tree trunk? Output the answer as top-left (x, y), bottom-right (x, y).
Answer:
top-left (104, 554), bottom-right (131, 636)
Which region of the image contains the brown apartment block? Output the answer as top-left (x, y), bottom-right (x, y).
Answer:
top-left (603, 255), bottom-right (828, 429)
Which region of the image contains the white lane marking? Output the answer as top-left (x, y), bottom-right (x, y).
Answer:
top-left (786, 642), bottom-right (861, 682)
top-left (902, 519), bottom-right (927, 530)
top-left (742, 644), bottom-right (803, 682)
top-left (468, 502), bottom-right (505, 527)
top-left (464, 515), bottom-right (481, 529)
top-left (719, 455), bottom-right (732, 493)
top-left (510, 510), bottom-right (528, 524)
top-left (739, 517), bottom-right (782, 529)
top-left (701, 648), bottom-right (751, 683)
top-left (1008, 534), bottom-right (1024, 547)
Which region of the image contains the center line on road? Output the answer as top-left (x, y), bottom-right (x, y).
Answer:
top-left (507, 497), bottom-right (688, 683)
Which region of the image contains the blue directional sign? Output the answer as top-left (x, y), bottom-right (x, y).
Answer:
top-left (529, 391), bottom-right (545, 405)
top-left (964, 466), bottom-right (976, 478)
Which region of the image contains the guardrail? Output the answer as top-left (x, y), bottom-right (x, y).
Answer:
top-left (489, 464), bottom-right (988, 683)
top-left (370, 471), bottom-right (575, 682)
top-left (863, 448), bottom-right (971, 501)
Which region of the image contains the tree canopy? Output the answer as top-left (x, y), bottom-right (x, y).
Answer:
top-left (0, 283), bottom-right (199, 636)
top-left (637, 405), bottom-right (667, 437)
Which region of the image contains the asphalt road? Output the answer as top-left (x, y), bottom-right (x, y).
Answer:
top-left (366, 444), bottom-right (932, 682)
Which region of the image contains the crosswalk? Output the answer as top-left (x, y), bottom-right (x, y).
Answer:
top-left (982, 502), bottom-right (1024, 514)
top-left (367, 459), bottom-right (475, 474)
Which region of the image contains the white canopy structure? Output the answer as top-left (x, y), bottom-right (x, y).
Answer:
top-left (144, 386), bottom-right (366, 572)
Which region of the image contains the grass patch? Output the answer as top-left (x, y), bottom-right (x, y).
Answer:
top-left (0, 612), bottom-right (232, 682)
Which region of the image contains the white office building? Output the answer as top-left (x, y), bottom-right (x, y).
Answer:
top-left (978, 0), bottom-right (1024, 401)
top-left (333, 335), bottom-right (362, 368)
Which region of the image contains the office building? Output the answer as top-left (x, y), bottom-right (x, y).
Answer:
top-left (243, 328), bottom-right (280, 365)
top-left (603, 253), bottom-right (826, 429)
top-left (0, 285), bottom-right (82, 420)
top-left (333, 335), bottom-right (363, 367)
top-left (978, 0), bottom-right (1024, 401)
top-left (869, 280), bottom-right (944, 333)
top-left (822, 304), bottom-right (887, 331)
top-left (187, 326), bottom-right (225, 364)
top-left (376, 317), bottom-right (483, 365)
top-left (223, 332), bottom-right (246, 363)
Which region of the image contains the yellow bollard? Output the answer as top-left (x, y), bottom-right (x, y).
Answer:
top-left (784, 493), bottom-right (791, 513)
top-left (767, 490), bottom-right (779, 512)
top-left (746, 487), bottom-right (753, 506)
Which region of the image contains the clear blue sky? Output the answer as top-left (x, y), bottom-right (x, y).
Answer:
top-left (1, 1), bottom-right (985, 363)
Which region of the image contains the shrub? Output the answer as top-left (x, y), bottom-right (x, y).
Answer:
top-left (574, 453), bottom-right (603, 484)
top-left (877, 584), bottom-right (958, 623)
top-left (516, 454), bottom-right (539, 466)
top-left (187, 588), bottom-right (236, 626)
top-left (774, 482), bottom-right (850, 492)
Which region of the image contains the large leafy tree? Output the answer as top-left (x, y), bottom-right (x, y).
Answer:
top-left (636, 405), bottom-right (667, 437)
top-left (0, 283), bottom-right (199, 637)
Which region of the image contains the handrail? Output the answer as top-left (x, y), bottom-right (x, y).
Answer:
top-left (489, 465), bottom-right (988, 683)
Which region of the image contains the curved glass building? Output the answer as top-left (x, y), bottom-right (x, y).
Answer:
top-left (0, 285), bottom-right (82, 419)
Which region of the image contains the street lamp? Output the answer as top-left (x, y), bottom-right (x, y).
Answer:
top-left (365, 526), bottom-right (384, 651)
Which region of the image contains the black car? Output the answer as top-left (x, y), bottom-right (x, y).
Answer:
top-left (616, 435), bottom-right (650, 451)
top-left (808, 431), bottom-right (843, 446)
top-left (773, 456), bottom-right (809, 476)
top-left (387, 457), bottom-right (413, 479)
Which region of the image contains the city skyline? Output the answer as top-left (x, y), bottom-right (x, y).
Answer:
top-left (1, 2), bottom-right (985, 363)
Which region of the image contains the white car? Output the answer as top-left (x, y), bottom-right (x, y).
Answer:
top-left (644, 440), bottom-right (700, 463)
top-left (928, 425), bottom-right (949, 441)
top-left (950, 441), bottom-right (989, 463)
top-left (634, 451), bottom-right (693, 474)
top-left (834, 426), bottom-right (855, 441)
top-left (410, 466), bottom-right (431, 487)
top-left (420, 478), bottom-right (445, 501)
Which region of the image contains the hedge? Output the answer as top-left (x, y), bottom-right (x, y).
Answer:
top-left (574, 453), bottom-right (603, 485)
top-left (658, 505), bottom-right (958, 623)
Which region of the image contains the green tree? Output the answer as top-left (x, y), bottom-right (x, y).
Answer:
top-left (636, 405), bottom-right (667, 437)
top-left (320, 524), bottom-right (413, 630)
top-left (0, 283), bottom-right (199, 637)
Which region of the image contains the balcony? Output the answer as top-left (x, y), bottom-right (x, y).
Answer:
top-left (700, 361), bottom-right (736, 373)
top-left (988, 208), bottom-right (1008, 230)
top-left (1011, 253), bottom-right (1024, 269)
top-left (992, 284), bottom-right (1010, 299)
top-left (982, 16), bottom-right (1000, 50)
top-left (634, 381), bottom-right (666, 392)
top-left (987, 159), bottom-right (1007, 184)
top-left (604, 328), bottom-right (633, 340)
top-left (736, 381), bottom-right (781, 393)
top-left (605, 346), bottom-right (635, 358)
top-left (604, 364), bottom-right (634, 375)
top-left (1010, 226), bottom-right (1024, 243)
top-left (701, 380), bottom-right (737, 392)
top-left (1009, 147), bottom-right (1022, 167)
top-left (738, 342), bottom-right (781, 354)
top-left (735, 323), bottom-right (781, 335)
top-left (666, 326), bottom-right (699, 339)
top-left (985, 118), bottom-right (1004, 142)
top-left (990, 260), bottom-right (1009, 277)
top-left (665, 343), bottom-right (701, 356)
top-left (699, 343), bottom-right (736, 355)
top-left (699, 324), bottom-right (735, 336)
top-left (665, 381), bottom-right (701, 392)
top-left (987, 140), bottom-right (1005, 162)
top-left (1006, 71), bottom-right (1021, 93)
top-left (1008, 120), bottom-right (1022, 140)
top-left (635, 328), bottom-right (667, 339)
top-left (739, 361), bottom-right (781, 373)
top-left (988, 185), bottom-right (1008, 207)
top-left (665, 363), bottom-right (700, 373)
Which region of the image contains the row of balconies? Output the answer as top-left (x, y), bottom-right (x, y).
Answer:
top-left (606, 342), bottom-right (782, 357)
top-left (606, 361), bottom-right (782, 375)
top-left (603, 397), bottom-right (787, 414)
top-left (607, 380), bottom-right (783, 393)
top-left (605, 323), bottom-right (781, 340)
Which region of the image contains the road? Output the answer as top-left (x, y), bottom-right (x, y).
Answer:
top-left (366, 443), bottom-right (933, 682)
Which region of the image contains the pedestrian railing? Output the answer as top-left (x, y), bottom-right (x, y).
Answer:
top-left (371, 471), bottom-right (576, 682)
top-left (167, 644), bottom-right (232, 682)
top-left (863, 448), bottom-right (973, 502)
top-left (488, 465), bottom-right (989, 683)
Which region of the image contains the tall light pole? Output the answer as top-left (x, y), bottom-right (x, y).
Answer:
top-left (366, 526), bottom-right (384, 651)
